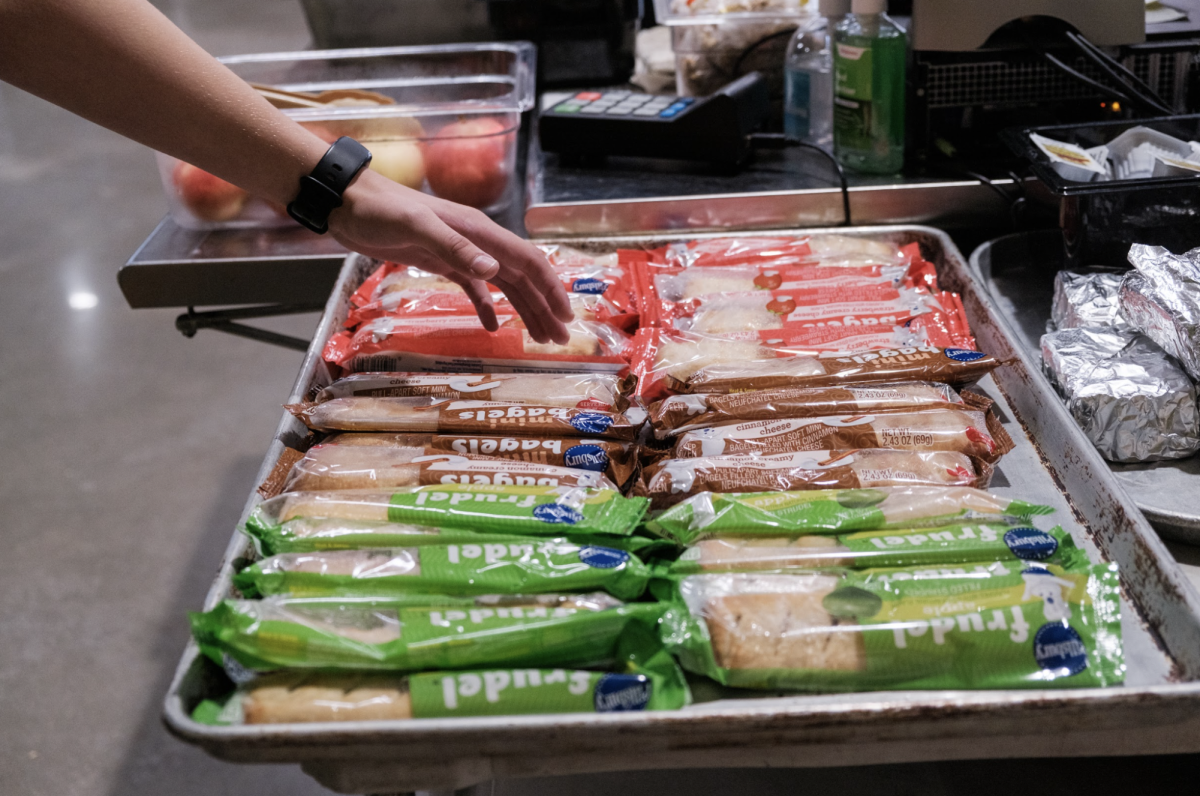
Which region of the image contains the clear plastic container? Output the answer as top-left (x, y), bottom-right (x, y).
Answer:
top-left (157, 43), bottom-right (535, 230)
top-left (654, 0), bottom-right (812, 25)
top-left (671, 18), bottom-right (802, 98)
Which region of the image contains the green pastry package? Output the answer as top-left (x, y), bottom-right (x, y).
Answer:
top-left (248, 484), bottom-right (648, 540)
top-left (191, 592), bottom-right (664, 673)
top-left (668, 522), bottom-right (1086, 574)
top-left (646, 486), bottom-right (1054, 545)
top-left (243, 517), bottom-right (670, 558)
top-left (232, 538), bottom-right (652, 600)
top-left (660, 560), bottom-right (1124, 692)
top-left (191, 630), bottom-right (690, 725)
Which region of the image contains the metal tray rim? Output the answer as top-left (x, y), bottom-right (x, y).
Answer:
top-left (161, 225), bottom-right (1200, 774)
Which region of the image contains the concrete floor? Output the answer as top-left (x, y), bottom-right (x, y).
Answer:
top-left (2, 2), bottom-right (1200, 795)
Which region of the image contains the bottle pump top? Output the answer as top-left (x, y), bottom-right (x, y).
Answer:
top-left (850, 0), bottom-right (886, 13)
top-left (819, 0), bottom-right (852, 14)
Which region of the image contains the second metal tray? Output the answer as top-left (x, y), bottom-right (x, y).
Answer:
top-left (968, 230), bottom-right (1200, 545)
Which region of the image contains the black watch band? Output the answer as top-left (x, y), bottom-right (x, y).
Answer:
top-left (287, 136), bottom-right (372, 234)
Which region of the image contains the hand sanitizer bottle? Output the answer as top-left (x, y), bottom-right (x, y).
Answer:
top-left (783, 0), bottom-right (851, 149)
top-left (833, 0), bottom-right (907, 174)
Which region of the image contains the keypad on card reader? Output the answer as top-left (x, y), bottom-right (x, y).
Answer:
top-left (538, 74), bottom-right (770, 166)
top-left (551, 91), bottom-right (697, 120)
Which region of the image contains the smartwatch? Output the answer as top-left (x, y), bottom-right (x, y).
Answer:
top-left (287, 136), bottom-right (373, 234)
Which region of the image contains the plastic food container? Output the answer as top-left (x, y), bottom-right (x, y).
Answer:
top-left (157, 43), bottom-right (535, 230)
top-left (671, 18), bottom-right (801, 98)
top-left (653, 0), bottom-right (811, 25)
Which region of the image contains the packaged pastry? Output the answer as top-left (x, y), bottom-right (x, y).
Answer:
top-left (1120, 244), bottom-right (1200, 382)
top-left (242, 517), bottom-right (667, 557)
top-left (192, 592), bottom-right (662, 672)
top-left (1041, 327), bottom-right (1200, 462)
top-left (671, 407), bottom-right (1011, 463)
top-left (348, 286), bottom-right (637, 332)
top-left (650, 262), bottom-right (911, 303)
top-left (1051, 270), bottom-right (1128, 331)
top-left (283, 446), bottom-right (618, 493)
top-left (191, 636), bottom-right (688, 724)
top-left (232, 539), bottom-right (652, 600)
top-left (662, 562), bottom-right (1124, 691)
top-left (351, 247), bottom-right (621, 308)
top-left (649, 382), bottom-right (965, 438)
top-left (323, 316), bottom-right (631, 374)
top-left (669, 522), bottom-right (1081, 572)
top-left (250, 484), bottom-right (648, 539)
top-left (348, 262), bottom-right (460, 308)
top-left (658, 285), bottom-right (967, 344)
top-left (428, 434), bottom-right (638, 489)
top-left (652, 234), bottom-right (907, 269)
top-left (320, 432), bottom-right (435, 448)
top-left (347, 253), bottom-right (639, 330)
top-left (678, 345), bottom-right (1001, 394)
top-left (288, 396), bottom-right (642, 439)
top-left (629, 329), bottom-right (946, 401)
top-left (645, 486), bottom-right (1054, 545)
top-left (315, 372), bottom-right (633, 411)
top-left (640, 449), bottom-right (991, 508)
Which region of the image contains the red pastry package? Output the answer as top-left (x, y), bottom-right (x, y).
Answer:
top-left (651, 234), bottom-right (909, 269)
top-left (324, 315), bottom-right (632, 374)
top-left (628, 327), bottom-right (954, 401)
top-left (631, 241), bottom-right (945, 329)
top-left (348, 248), bottom-right (640, 331)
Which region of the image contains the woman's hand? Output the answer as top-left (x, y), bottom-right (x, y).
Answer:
top-left (329, 170), bottom-right (574, 345)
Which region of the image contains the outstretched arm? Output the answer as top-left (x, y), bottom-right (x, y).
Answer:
top-left (0, 0), bottom-right (573, 343)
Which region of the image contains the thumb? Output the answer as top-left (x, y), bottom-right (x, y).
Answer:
top-left (408, 208), bottom-right (499, 281)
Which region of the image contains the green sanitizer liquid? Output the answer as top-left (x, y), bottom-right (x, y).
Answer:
top-left (833, 10), bottom-right (906, 174)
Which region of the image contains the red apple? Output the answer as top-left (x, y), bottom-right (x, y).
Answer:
top-left (423, 117), bottom-right (514, 208)
top-left (172, 162), bottom-right (249, 222)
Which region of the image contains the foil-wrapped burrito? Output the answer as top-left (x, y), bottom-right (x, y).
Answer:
top-left (1041, 327), bottom-right (1200, 462)
top-left (1120, 245), bottom-right (1200, 381)
top-left (1052, 270), bottom-right (1127, 330)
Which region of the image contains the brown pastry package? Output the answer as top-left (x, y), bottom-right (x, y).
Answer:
top-left (287, 396), bottom-right (642, 440)
top-left (638, 449), bottom-right (991, 508)
top-left (670, 408), bottom-right (1012, 464)
top-left (648, 382), bottom-right (964, 439)
top-left (283, 445), bottom-right (618, 492)
top-left (314, 372), bottom-right (634, 411)
top-left (320, 432), bottom-right (435, 448)
top-left (676, 346), bottom-right (1000, 393)
top-left (427, 434), bottom-right (638, 490)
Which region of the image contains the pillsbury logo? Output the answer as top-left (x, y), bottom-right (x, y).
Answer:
top-left (571, 277), bottom-right (609, 295)
top-left (1003, 528), bottom-right (1059, 560)
top-left (578, 545), bottom-right (628, 569)
top-left (944, 348), bottom-right (986, 362)
top-left (594, 674), bottom-right (652, 712)
top-left (564, 444), bottom-right (610, 472)
top-left (1033, 623), bottom-right (1088, 677)
top-left (570, 412), bottom-right (613, 434)
top-left (532, 504), bottom-right (583, 525)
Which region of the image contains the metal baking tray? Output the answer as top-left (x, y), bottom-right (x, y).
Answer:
top-left (968, 230), bottom-right (1200, 545)
top-left (163, 226), bottom-right (1200, 795)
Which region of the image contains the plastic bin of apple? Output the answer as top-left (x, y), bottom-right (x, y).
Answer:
top-left (157, 113), bottom-right (520, 230)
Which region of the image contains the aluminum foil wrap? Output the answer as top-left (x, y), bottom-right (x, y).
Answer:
top-left (1121, 244), bottom-right (1200, 381)
top-left (1041, 327), bottom-right (1200, 462)
top-left (1051, 270), bottom-right (1127, 330)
